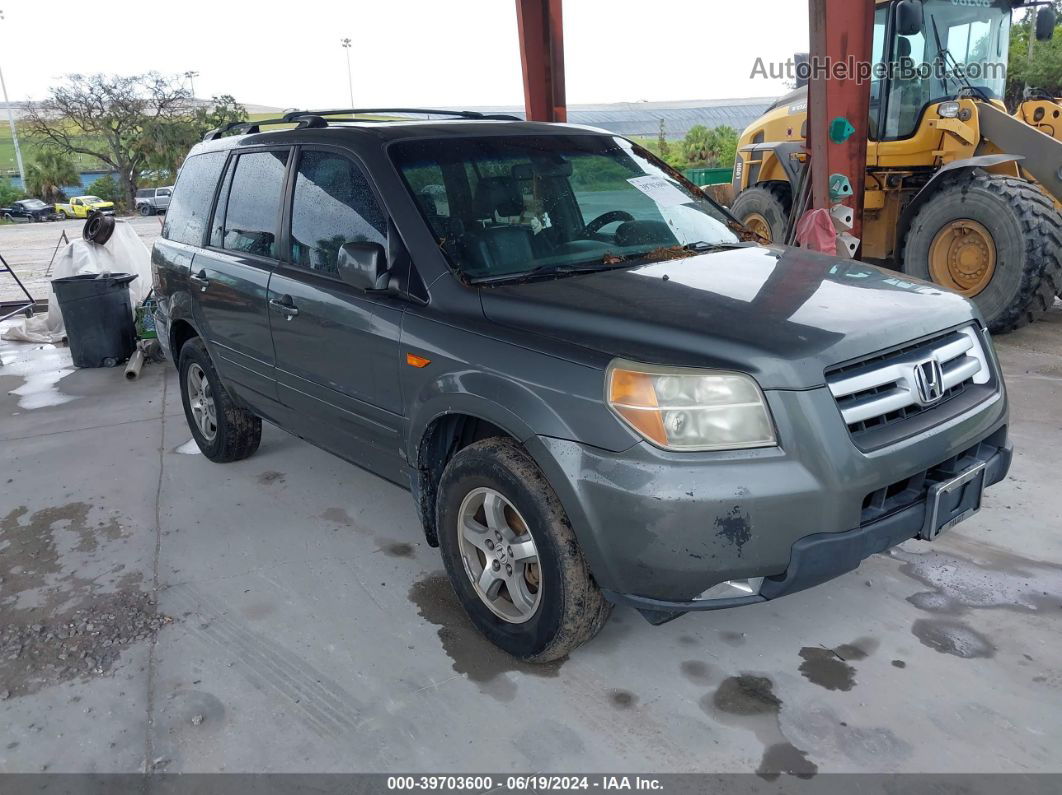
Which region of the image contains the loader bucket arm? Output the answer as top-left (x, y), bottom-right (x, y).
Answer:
top-left (978, 103), bottom-right (1062, 204)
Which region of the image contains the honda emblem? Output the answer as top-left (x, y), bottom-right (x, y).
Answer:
top-left (913, 358), bottom-right (945, 405)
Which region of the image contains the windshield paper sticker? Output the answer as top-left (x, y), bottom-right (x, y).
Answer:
top-left (626, 175), bottom-right (690, 207)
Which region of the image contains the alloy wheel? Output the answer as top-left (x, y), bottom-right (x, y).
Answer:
top-left (186, 363), bottom-right (217, 441)
top-left (457, 487), bottom-right (542, 624)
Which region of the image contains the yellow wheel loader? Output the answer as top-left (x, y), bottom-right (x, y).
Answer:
top-left (732, 0), bottom-right (1062, 332)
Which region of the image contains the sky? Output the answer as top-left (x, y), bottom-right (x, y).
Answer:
top-left (0, 0), bottom-right (807, 109)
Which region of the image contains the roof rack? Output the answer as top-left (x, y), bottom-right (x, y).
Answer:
top-left (281, 107), bottom-right (522, 123)
top-left (203, 115), bottom-right (327, 141)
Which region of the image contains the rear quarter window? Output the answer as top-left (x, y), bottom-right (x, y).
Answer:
top-left (163, 151), bottom-right (227, 246)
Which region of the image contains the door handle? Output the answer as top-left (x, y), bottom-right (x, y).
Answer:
top-left (189, 269), bottom-right (210, 291)
top-left (269, 296), bottom-right (299, 320)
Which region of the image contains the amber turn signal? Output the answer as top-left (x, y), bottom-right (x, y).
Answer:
top-left (607, 368), bottom-right (668, 447)
top-left (406, 353), bottom-right (431, 368)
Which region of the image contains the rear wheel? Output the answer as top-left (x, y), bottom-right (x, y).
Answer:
top-left (730, 184), bottom-right (791, 244)
top-left (904, 173), bottom-right (1062, 333)
top-left (436, 438), bottom-right (611, 662)
top-left (57, 210), bottom-right (67, 220)
top-left (139, 203), bottom-right (152, 216)
top-left (178, 337), bottom-right (261, 462)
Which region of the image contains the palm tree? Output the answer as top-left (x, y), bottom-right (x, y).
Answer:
top-left (24, 150), bottom-right (80, 203)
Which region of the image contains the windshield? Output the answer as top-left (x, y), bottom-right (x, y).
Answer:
top-left (82, 196), bottom-right (104, 203)
top-left (22, 199), bottom-right (47, 209)
top-left (390, 134), bottom-right (738, 282)
top-left (882, 0), bottom-right (1010, 138)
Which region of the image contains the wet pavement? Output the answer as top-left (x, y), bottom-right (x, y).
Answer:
top-left (1, 306), bottom-right (1061, 775)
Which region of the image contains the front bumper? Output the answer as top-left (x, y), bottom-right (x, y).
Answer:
top-left (526, 384), bottom-right (1008, 619)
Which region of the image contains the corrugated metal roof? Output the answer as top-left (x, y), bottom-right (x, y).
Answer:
top-left (449, 98), bottom-right (776, 139)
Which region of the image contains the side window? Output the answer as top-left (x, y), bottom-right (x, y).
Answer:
top-left (157, 188), bottom-right (172, 198)
top-left (162, 151), bottom-right (226, 246)
top-left (221, 149), bottom-right (289, 259)
top-left (288, 150), bottom-right (386, 276)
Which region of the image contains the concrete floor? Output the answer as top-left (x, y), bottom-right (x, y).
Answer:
top-left (0, 306), bottom-right (1060, 776)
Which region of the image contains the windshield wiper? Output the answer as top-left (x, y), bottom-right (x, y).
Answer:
top-left (469, 260), bottom-right (635, 286)
top-left (929, 17), bottom-right (991, 101)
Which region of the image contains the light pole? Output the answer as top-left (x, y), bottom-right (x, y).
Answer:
top-left (184, 70), bottom-right (200, 103)
top-left (340, 39), bottom-right (354, 108)
top-left (0, 9), bottom-right (26, 183)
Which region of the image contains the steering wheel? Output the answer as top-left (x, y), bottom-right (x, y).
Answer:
top-left (585, 210), bottom-right (635, 235)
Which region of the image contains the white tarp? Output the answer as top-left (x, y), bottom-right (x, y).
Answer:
top-left (1, 220), bottom-right (153, 345)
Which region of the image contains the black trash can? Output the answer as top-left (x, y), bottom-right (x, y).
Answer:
top-left (51, 273), bottom-right (138, 368)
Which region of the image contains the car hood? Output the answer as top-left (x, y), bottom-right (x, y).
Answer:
top-left (478, 245), bottom-right (980, 390)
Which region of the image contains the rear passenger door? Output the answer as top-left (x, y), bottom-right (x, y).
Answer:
top-left (268, 147), bottom-right (405, 481)
top-left (191, 147), bottom-right (290, 411)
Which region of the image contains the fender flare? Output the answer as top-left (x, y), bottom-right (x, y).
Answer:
top-left (734, 141), bottom-right (805, 194)
top-left (897, 154), bottom-right (1024, 248)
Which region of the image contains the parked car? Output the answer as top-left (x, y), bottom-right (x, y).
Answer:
top-left (54, 195), bottom-right (115, 219)
top-left (153, 110), bottom-right (1011, 661)
top-left (1, 198), bottom-right (58, 222)
top-left (135, 186), bottom-right (173, 216)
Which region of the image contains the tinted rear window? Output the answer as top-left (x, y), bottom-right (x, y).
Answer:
top-left (220, 150), bottom-right (289, 259)
top-left (163, 152), bottom-right (226, 246)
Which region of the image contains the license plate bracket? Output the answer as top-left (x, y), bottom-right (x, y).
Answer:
top-left (919, 461), bottom-right (987, 541)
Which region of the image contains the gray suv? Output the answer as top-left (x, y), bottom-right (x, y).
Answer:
top-left (152, 109), bottom-right (1011, 661)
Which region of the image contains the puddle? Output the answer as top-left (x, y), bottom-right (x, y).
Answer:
top-left (911, 618), bottom-right (994, 659)
top-left (408, 573), bottom-right (561, 702)
top-left (892, 543), bottom-right (1062, 614)
top-left (0, 342), bottom-right (76, 410)
top-left (703, 674), bottom-right (818, 780)
top-left (175, 438), bottom-right (201, 455)
top-left (797, 638), bottom-right (877, 692)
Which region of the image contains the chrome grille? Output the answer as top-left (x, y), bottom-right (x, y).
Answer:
top-left (827, 326), bottom-right (991, 439)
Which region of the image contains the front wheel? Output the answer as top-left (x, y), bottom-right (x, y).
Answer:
top-left (730, 184), bottom-right (791, 244)
top-left (178, 338), bottom-right (262, 462)
top-left (436, 438), bottom-right (612, 662)
top-left (139, 203), bottom-right (152, 216)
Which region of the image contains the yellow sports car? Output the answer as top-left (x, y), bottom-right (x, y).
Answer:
top-left (54, 195), bottom-right (115, 219)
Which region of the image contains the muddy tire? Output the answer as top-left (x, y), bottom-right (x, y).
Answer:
top-left (178, 337), bottom-right (261, 463)
top-left (731, 183), bottom-right (791, 244)
top-left (904, 174), bottom-right (1062, 333)
top-left (436, 437), bottom-right (611, 662)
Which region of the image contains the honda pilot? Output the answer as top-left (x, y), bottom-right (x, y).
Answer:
top-left (152, 109), bottom-right (1010, 661)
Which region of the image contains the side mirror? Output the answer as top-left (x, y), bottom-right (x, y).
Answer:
top-left (337, 241), bottom-right (389, 291)
top-left (896, 0), bottom-right (924, 37)
top-left (1036, 6), bottom-right (1056, 41)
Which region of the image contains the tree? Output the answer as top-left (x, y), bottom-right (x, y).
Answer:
top-left (24, 150), bottom-right (79, 203)
top-left (1006, 2), bottom-right (1062, 107)
top-left (86, 174), bottom-right (124, 207)
top-left (681, 125), bottom-right (739, 168)
top-left (0, 177), bottom-right (25, 207)
top-left (25, 73), bottom-right (192, 210)
top-left (138, 95), bottom-right (248, 182)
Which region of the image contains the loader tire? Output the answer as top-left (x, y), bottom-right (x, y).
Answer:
top-left (903, 173), bottom-right (1062, 333)
top-left (731, 184), bottom-right (791, 244)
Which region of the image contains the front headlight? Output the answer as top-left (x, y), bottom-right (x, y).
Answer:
top-left (606, 360), bottom-right (777, 451)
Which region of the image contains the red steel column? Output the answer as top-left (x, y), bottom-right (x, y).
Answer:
top-left (807, 0), bottom-right (874, 238)
top-left (516, 0), bottom-right (567, 122)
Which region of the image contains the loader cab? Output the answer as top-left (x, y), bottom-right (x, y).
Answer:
top-left (873, 0), bottom-right (1013, 141)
